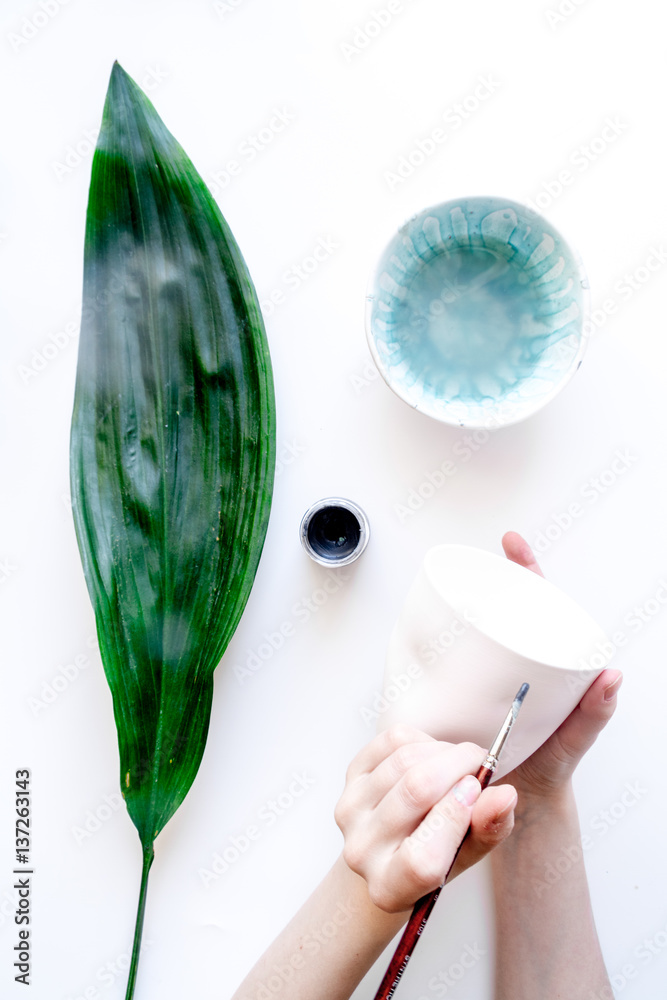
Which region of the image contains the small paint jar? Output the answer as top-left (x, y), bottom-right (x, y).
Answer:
top-left (299, 497), bottom-right (370, 567)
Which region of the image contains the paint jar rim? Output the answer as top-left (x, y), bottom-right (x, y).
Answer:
top-left (299, 497), bottom-right (370, 567)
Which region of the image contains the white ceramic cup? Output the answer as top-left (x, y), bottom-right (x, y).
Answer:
top-left (376, 544), bottom-right (615, 779)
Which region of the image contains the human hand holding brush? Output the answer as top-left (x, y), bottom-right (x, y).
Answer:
top-left (230, 732), bottom-right (518, 1000)
top-left (230, 532), bottom-right (620, 1000)
top-left (333, 728), bottom-right (519, 914)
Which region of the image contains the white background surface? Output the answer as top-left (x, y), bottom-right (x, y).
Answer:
top-left (1, 1), bottom-right (666, 998)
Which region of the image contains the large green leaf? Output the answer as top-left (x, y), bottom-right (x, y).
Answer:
top-left (69, 62), bottom-right (275, 997)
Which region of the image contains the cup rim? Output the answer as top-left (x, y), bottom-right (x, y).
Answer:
top-left (421, 542), bottom-right (610, 671)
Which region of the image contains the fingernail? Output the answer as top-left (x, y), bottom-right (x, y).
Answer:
top-left (495, 790), bottom-right (518, 822)
top-left (603, 671), bottom-right (623, 701)
top-left (452, 775), bottom-right (480, 807)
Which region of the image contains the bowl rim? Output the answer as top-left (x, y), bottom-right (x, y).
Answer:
top-left (364, 193), bottom-right (591, 429)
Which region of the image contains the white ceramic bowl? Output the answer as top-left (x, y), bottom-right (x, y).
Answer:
top-left (376, 544), bottom-right (614, 779)
top-left (366, 196), bottom-right (589, 428)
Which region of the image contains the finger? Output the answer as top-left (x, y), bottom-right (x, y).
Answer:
top-left (374, 775), bottom-right (482, 912)
top-left (344, 724), bottom-right (436, 783)
top-left (501, 531), bottom-right (544, 577)
top-left (359, 740), bottom-right (453, 811)
top-left (446, 784), bottom-right (518, 881)
top-left (338, 741), bottom-right (448, 822)
top-left (553, 668), bottom-right (622, 762)
top-left (373, 742), bottom-right (485, 844)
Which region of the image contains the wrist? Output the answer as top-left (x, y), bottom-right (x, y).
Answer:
top-left (509, 779), bottom-right (576, 831)
top-left (334, 851), bottom-right (411, 932)
top-left (490, 780), bottom-right (583, 887)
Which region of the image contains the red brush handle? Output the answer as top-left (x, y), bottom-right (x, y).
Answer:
top-left (372, 763), bottom-right (494, 1000)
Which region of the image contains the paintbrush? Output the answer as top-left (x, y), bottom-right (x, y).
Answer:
top-left (372, 682), bottom-right (530, 1000)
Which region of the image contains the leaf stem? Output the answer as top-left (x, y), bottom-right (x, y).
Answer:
top-left (124, 843), bottom-right (155, 1000)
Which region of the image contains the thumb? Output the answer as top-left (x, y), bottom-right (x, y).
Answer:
top-left (446, 784), bottom-right (518, 880)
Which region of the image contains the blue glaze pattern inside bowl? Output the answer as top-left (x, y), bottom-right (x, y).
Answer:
top-left (366, 197), bottom-right (588, 427)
